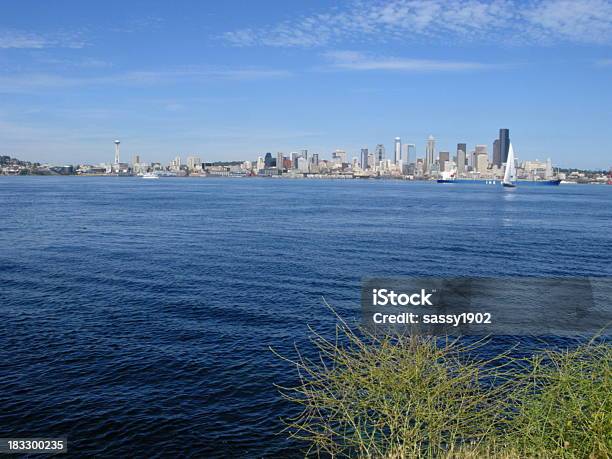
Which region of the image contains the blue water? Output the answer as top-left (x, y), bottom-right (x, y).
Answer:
top-left (1, 177), bottom-right (611, 457)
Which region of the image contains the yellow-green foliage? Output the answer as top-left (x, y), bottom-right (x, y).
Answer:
top-left (274, 314), bottom-right (611, 459)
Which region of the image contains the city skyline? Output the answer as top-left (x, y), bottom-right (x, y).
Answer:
top-left (1, 0), bottom-right (612, 168)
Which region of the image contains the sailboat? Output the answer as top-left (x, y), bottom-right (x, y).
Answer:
top-left (502, 143), bottom-right (517, 188)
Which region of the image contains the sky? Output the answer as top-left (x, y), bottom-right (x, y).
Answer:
top-left (1, 0), bottom-right (611, 169)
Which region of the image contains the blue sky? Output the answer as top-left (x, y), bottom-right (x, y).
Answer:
top-left (1, 0), bottom-right (611, 168)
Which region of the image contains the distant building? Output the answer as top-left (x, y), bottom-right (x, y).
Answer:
top-left (264, 152), bottom-right (273, 168)
top-left (493, 139), bottom-right (501, 167)
top-left (360, 148), bottom-right (369, 170)
top-left (456, 143), bottom-right (466, 174)
top-left (297, 156), bottom-right (309, 173)
top-left (394, 137), bottom-right (401, 164)
top-left (438, 151), bottom-right (450, 171)
top-left (332, 149), bottom-right (347, 164)
top-left (311, 153), bottom-right (319, 166)
top-left (375, 144), bottom-right (385, 164)
top-left (499, 129), bottom-right (510, 165)
top-left (403, 144), bottom-right (415, 166)
top-left (300, 149), bottom-right (308, 162)
top-left (425, 135), bottom-right (435, 173)
top-left (290, 152), bottom-right (299, 169)
top-left (187, 156), bottom-right (202, 171)
top-left (276, 152), bottom-right (284, 172)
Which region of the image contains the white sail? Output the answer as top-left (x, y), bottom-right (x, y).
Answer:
top-left (503, 143), bottom-right (516, 185)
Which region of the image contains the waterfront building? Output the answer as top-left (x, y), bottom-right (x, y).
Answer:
top-left (187, 156), bottom-right (202, 171)
top-left (297, 156), bottom-right (309, 173)
top-left (545, 158), bottom-right (553, 179)
top-left (333, 149), bottom-right (347, 164)
top-left (403, 143), bottom-right (415, 166)
top-left (425, 135), bottom-right (435, 173)
top-left (493, 139), bottom-right (501, 167)
top-left (361, 148), bottom-right (369, 170)
top-left (438, 151), bottom-right (450, 172)
top-left (276, 152), bottom-right (284, 172)
top-left (394, 137), bottom-right (401, 164)
top-left (476, 150), bottom-right (489, 172)
top-left (499, 128), bottom-right (510, 165)
top-left (290, 152), bottom-right (299, 170)
top-left (375, 144), bottom-right (385, 163)
top-left (264, 152), bottom-right (273, 168)
top-left (457, 143), bottom-right (466, 174)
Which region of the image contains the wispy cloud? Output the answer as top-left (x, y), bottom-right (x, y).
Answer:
top-left (0, 29), bottom-right (86, 49)
top-left (0, 67), bottom-right (292, 93)
top-left (323, 50), bottom-right (493, 72)
top-left (595, 58), bottom-right (612, 66)
top-left (221, 0), bottom-right (612, 47)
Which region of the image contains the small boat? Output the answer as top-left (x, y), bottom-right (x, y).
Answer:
top-left (141, 172), bottom-right (159, 179)
top-left (502, 143), bottom-right (517, 188)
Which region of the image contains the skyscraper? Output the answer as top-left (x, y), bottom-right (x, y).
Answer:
top-left (276, 152), bottom-right (284, 172)
top-left (425, 135), bottom-right (435, 173)
top-left (456, 143), bottom-right (466, 174)
top-left (264, 152), bottom-right (273, 168)
top-left (300, 149), bottom-right (308, 162)
top-left (375, 144), bottom-right (385, 164)
top-left (438, 151), bottom-right (450, 172)
top-left (291, 152), bottom-right (299, 169)
top-left (333, 149), bottom-right (347, 163)
top-left (360, 148), bottom-right (369, 170)
top-left (499, 129), bottom-right (510, 165)
top-left (493, 139), bottom-right (501, 167)
top-left (394, 137), bottom-right (401, 164)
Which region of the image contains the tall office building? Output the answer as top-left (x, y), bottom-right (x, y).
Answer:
top-left (375, 144), bottom-right (385, 164)
top-left (438, 151), bottom-right (450, 172)
top-left (456, 143), bottom-right (466, 174)
top-left (475, 145), bottom-right (488, 172)
top-left (360, 148), bottom-right (369, 170)
top-left (402, 144), bottom-right (415, 165)
top-left (291, 152), bottom-right (299, 169)
top-left (394, 137), bottom-right (401, 164)
top-left (187, 156), bottom-right (201, 171)
top-left (499, 129), bottom-right (510, 165)
top-left (333, 149), bottom-right (347, 163)
top-left (264, 152), bottom-right (273, 168)
top-left (311, 153), bottom-right (319, 166)
top-left (425, 135), bottom-right (435, 173)
top-left (300, 149), bottom-right (308, 162)
top-left (276, 152), bottom-right (284, 171)
top-left (493, 139), bottom-right (501, 167)
top-left (132, 154), bottom-right (140, 166)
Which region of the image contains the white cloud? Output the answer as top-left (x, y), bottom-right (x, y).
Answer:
top-left (0, 29), bottom-right (86, 49)
top-left (0, 67), bottom-right (292, 93)
top-left (221, 0), bottom-right (612, 47)
top-left (323, 50), bottom-right (492, 72)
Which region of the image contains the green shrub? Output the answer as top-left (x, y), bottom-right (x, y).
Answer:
top-left (274, 313), bottom-right (610, 458)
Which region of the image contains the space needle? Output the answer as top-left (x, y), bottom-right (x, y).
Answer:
top-left (114, 140), bottom-right (120, 164)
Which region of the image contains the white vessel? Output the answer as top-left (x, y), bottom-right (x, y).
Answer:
top-left (142, 172), bottom-right (159, 179)
top-left (502, 143), bottom-right (517, 188)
